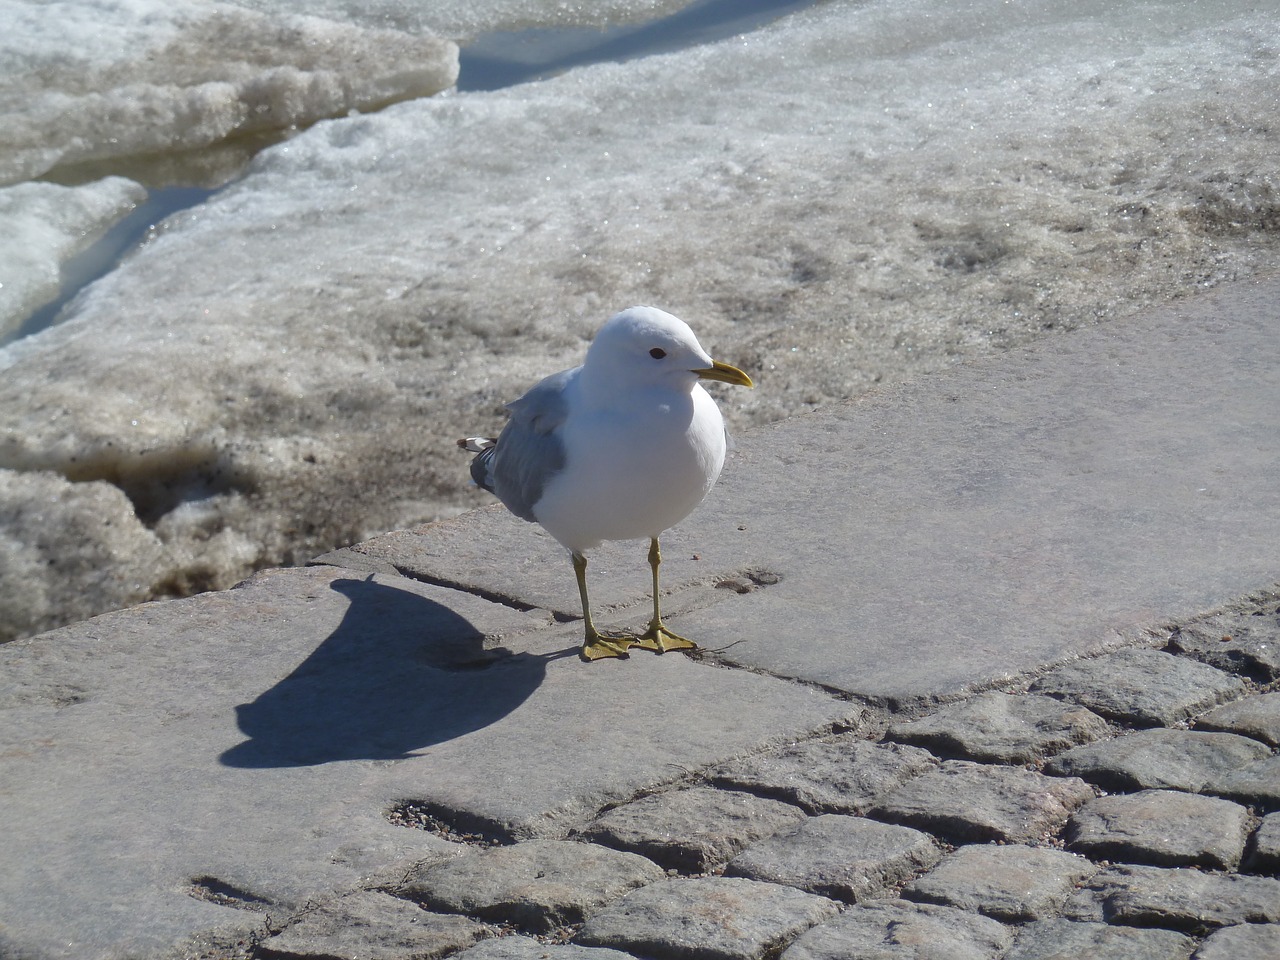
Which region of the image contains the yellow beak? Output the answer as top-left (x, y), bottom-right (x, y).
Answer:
top-left (694, 359), bottom-right (754, 388)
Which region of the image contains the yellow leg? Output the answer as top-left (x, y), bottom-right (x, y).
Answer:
top-left (573, 552), bottom-right (634, 661)
top-left (631, 537), bottom-right (697, 654)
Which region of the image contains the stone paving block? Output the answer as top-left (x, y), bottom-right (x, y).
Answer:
top-left (1029, 648), bottom-right (1246, 727)
top-left (708, 736), bottom-right (937, 815)
top-left (780, 899), bottom-right (1011, 960)
top-left (1064, 864), bottom-right (1280, 930)
top-left (399, 840), bottom-right (663, 932)
top-left (1044, 728), bottom-right (1271, 792)
top-left (1204, 755), bottom-right (1280, 812)
top-left (572, 787), bottom-right (807, 873)
top-left (1246, 811), bottom-right (1280, 873)
top-left (575, 876), bottom-right (839, 960)
top-left (1167, 595), bottom-right (1280, 680)
top-left (1001, 918), bottom-right (1194, 960)
top-left (725, 814), bottom-right (941, 904)
top-left (256, 891), bottom-right (487, 960)
top-left (885, 691), bottom-right (1111, 764)
top-left (454, 935), bottom-right (637, 960)
top-left (1066, 790), bottom-right (1250, 870)
top-left (1196, 692), bottom-right (1280, 746)
top-left (900, 843), bottom-right (1097, 921)
top-left (870, 760), bottom-right (1094, 843)
top-left (1193, 922), bottom-right (1280, 960)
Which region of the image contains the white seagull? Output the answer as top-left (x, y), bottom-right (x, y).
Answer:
top-left (459, 306), bottom-right (753, 661)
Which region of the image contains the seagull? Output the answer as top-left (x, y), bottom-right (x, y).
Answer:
top-left (459, 306), bottom-right (753, 662)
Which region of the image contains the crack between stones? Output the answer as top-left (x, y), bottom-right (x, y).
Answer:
top-left (383, 562), bottom-right (541, 615)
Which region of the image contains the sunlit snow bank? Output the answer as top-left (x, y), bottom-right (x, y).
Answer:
top-left (0, 0), bottom-right (462, 359)
top-left (0, 0), bottom-right (459, 186)
top-left (235, 0), bottom-right (699, 39)
top-left (0, 178), bottom-right (146, 339)
top-left (2, 0), bottom-right (1279, 640)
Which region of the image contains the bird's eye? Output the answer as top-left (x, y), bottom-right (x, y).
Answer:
top-left (649, 348), bottom-right (667, 359)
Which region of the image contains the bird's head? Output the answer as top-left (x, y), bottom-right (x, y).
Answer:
top-left (583, 306), bottom-right (753, 395)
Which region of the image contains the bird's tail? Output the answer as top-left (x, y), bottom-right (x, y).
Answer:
top-left (456, 437), bottom-right (498, 493)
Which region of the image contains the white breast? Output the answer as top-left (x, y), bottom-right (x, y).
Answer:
top-left (533, 383), bottom-right (727, 552)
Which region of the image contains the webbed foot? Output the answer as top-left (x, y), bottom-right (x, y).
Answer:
top-left (631, 622), bottom-right (698, 654)
top-left (580, 631), bottom-right (636, 661)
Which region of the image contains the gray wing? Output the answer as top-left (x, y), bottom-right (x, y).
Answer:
top-left (491, 367), bottom-right (575, 522)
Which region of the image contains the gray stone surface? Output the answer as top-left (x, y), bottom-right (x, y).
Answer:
top-left (1002, 919), bottom-right (1195, 960)
top-left (572, 787), bottom-right (807, 873)
top-left (1247, 812), bottom-right (1280, 873)
top-left (886, 691), bottom-right (1111, 764)
top-left (1204, 755), bottom-right (1280, 811)
top-left (708, 737), bottom-right (937, 815)
top-left (575, 876), bottom-right (839, 960)
top-left (398, 840), bottom-right (663, 932)
top-left (257, 891), bottom-right (487, 960)
top-left (1066, 790), bottom-right (1251, 870)
top-left (1193, 923), bottom-right (1280, 960)
top-left (901, 844), bottom-right (1097, 922)
top-left (339, 275), bottom-right (1280, 706)
top-left (780, 900), bottom-right (1012, 960)
top-left (1029, 648), bottom-right (1247, 726)
top-left (454, 937), bottom-right (638, 960)
top-left (1065, 864), bottom-right (1280, 929)
top-left (1167, 591), bottom-right (1280, 680)
top-left (0, 565), bottom-right (850, 960)
top-left (871, 760), bottom-right (1094, 843)
top-left (725, 814), bottom-right (941, 904)
top-left (1044, 728), bottom-right (1272, 792)
top-left (1197, 692), bottom-right (1280, 746)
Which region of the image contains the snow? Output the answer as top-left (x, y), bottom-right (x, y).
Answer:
top-left (1, 0), bottom-right (1279, 640)
top-left (0, 0), bottom-right (459, 185)
top-left (0, 177), bottom-right (146, 339)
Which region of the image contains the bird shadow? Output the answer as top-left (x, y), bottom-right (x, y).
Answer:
top-left (219, 576), bottom-right (574, 768)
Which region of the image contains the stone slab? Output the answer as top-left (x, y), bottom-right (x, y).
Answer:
top-left (455, 937), bottom-right (638, 960)
top-left (1002, 919), bottom-right (1194, 960)
top-left (335, 277), bottom-right (1280, 705)
top-left (1029, 648), bottom-right (1246, 726)
top-left (1044, 728), bottom-right (1272, 792)
top-left (256, 891), bottom-right (487, 960)
top-left (575, 876), bottom-right (839, 960)
top-left (725, 814), bottom-right (941, 904)
top-left (398, 839), bottom-right (663, 932)
top-left (708, 736), bottom-right (937, 815)
top-left (871, 760), bottom-right (1095, 844)
top-left (1065, 864), bottom-right (1280, 929)
top-left (886, 691), bottom-right (1111, 764)
top-left (0, 565), bottom-right (850, 960)
top-left (1066, 790), bottom-right (1251, 870)
top-left (1166, 588), bottom-right (1280, 680)
top-left (1247, 812), bottom-right (1280, 873)
top-left (901, 844), bottom-right (1097, 922)
top-left (1197, 692), bottom-right (1280, 746)
top-left (573, 787), bottom-right (807, 873)
top-left (780, 900), bottom-right (1011, 960)
top-left (1203, 755), bottom-right (1280, 812)
top-left (1193, 923), bottom-right (1280, 960)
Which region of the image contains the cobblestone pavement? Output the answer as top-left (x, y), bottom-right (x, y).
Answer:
top-left (189, 587), bottom-right (1280, 960)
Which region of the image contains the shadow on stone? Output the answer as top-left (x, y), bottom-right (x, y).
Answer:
top-left (220, 576), bottom-right (567, 767)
